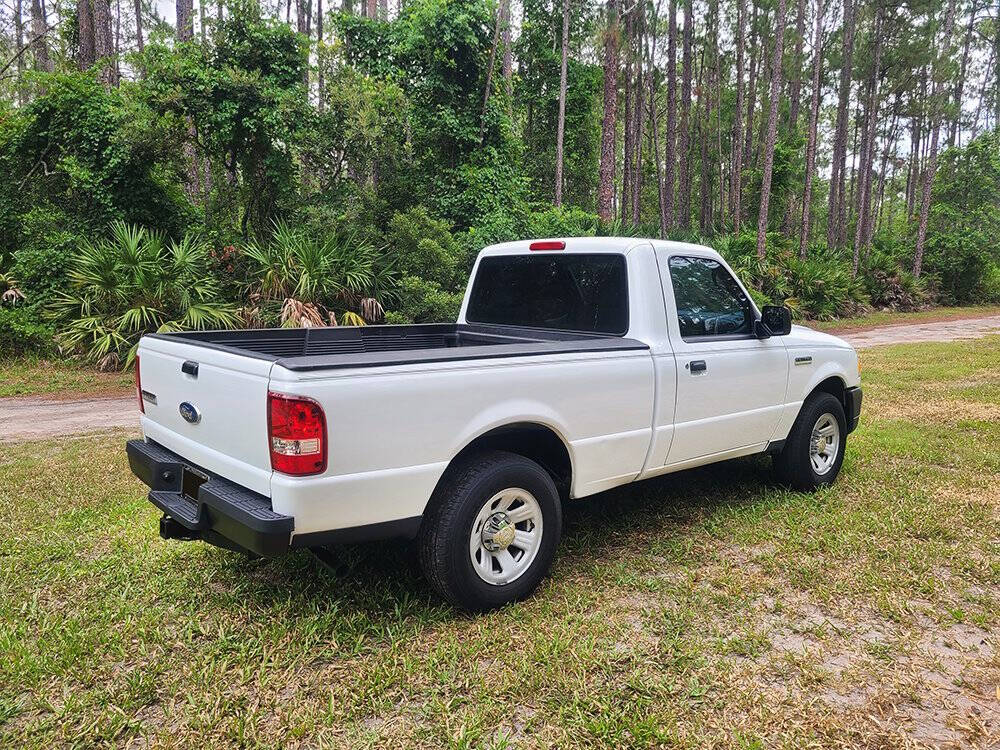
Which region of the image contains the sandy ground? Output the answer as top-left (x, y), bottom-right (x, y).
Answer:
top-left (1, 316), bottom-right (998, 442)
top-left (839, 314), bottom-right (1000, 349)
top-left (0, 395), bottom-right (139, 442)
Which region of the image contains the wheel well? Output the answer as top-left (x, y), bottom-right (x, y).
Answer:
top-left (811, 376), bottom-right (848, 413)
top-left (452, 423), bottom-right (572, 496)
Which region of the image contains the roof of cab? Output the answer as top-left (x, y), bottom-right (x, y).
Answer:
top-left (478, 236), bottom-right (722, 259)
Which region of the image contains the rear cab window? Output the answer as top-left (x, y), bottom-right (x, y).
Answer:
top-left (667, 256), bottom-right (754, 339)
top-left (466, 254), bottom-right (629, 335)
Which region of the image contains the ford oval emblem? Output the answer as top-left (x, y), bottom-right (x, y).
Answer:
top-left (179, 402), bottom-right (201, 424)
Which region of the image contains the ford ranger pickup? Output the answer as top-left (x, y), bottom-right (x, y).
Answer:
top-left (126, 237), bottom-right (862, 610)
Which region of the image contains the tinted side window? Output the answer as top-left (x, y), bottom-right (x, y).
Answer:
top-left (668, 256), bottom-right (753, 338)
top-left (466, 254), bottom-right (628, 334)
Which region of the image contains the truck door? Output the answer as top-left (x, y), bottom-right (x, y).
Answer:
top-left (656, 252), bottom-right (789, 466)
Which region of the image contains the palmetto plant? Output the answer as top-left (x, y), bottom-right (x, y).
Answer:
top-left (243, 221), bottom-right (389, 328)
top-left (51, 222), bottom-right (238, 369)
top-left (0, 271), bottom-right (26, 305)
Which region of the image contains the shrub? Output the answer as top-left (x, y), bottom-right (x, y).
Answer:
top-left (243, 220), bottom-right (389, 327)
top-left (979, 264), bottom-right (1000, 303)
top-left (861, 250), bottom-right (931, 310)
top-left (0, 307), bottom-right (55, 358)
top-left (783, 254), bottom-right (869, 320)
top-left (386, 207), bottom-right (464, 289)
top-left (51, 222), bottom-right (238, 368)
top-left (385, 275), bottom-right (463, 324)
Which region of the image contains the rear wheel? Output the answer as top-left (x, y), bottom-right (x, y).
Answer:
top-left (418, 450), bottom-right (562, 611)
top-left (774, 392), bottom-right (847, 491)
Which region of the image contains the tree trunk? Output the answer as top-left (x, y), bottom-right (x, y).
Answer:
top-left (873, 100), bottom-right (900, 240)
top-left (914, 0), bottom-right (958, 277)
top-left (755, 0), bottom-right (787, 260)
top-left (554, 0), bottom-right (569, 206)
top-left (826, 0), bottom-right (854, 249)
top-left (597, 0), bottom-right (621, 222)
top-left (29, 0), bottom-right (52, 72)
top-left (712, 0), bottom-right (723, 228)
top-left (621, 8), bottom-right (634, 225)
top-left (851, 6), bottom-right (884, 275)
top-left (676, 0), bottom-right (692, 229)
top-left (176, 0), bottom-right (193, 41)
top-left (730, 0), bottom-right (746, 233)
top-left (698, 47), bottom-right (711, 232)
top-left (663, 0), bottom-right (677, 232)
top-left (135, 0), bottom-right (144, 51)
top-left (799, 0), bottom-right (823, 258)
top-left (995, 0), bottom-right (1000, 128)
top-left (743, 2), bottom-right (760, 181)
top-left (296, 0), bottom-right (309, 87)
top-left (631, 4), bottom-right (645, 225)
top-left (14, 0), bottom-right (25, 103)
top-left (317, 0), bottom-right (325, 111)
top-left (502, 0), bottom-right (512, 101)
top-left (950, 0), bottom-right (979, 147)
top-left (787, 0), bottom-right (806, 131)
top-left (78, 0), bottom-right (95, 71)
top-left (93, 0), bottom-right (117, 85)
top-left (478, 0), bottom-right (506, 143)
top-left (971, 47), bottom-right (994, 138)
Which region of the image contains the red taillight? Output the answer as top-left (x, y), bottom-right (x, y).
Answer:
top-left (267, 392), bottom-right (327, 476)
top-left (135, 355), bottom-right (144, 414)
top-left (529, 240), bottom-right (566, 251)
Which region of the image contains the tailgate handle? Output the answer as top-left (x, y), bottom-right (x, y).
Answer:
top-left (181, 360), bottom-right (199, 378)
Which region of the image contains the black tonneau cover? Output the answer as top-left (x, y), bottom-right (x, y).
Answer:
top-left (147, 323), bottom-right (648, 372)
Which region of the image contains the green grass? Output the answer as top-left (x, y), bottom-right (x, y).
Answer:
top-left (0, 357), bottom-right (133, 398)
top-left (811, 304), bottom-right (1000, 333)
top-left (2, 338), bottom-right (998, 748)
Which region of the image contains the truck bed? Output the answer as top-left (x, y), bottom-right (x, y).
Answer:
top-left (148, 323), bottom-right (648, 372)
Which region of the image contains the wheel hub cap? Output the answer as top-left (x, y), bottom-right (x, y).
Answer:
top-left (470, 488), bottom-right (544, 586)
top-left (481, 512), bottom-right (515, 552)
top-left (809, 412), bottom-right (841, 476)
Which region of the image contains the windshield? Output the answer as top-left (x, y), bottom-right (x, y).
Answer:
top-left (465, 254), bottom-right (629, 335)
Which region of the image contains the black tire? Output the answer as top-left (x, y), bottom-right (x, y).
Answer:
top-left (774, 391), bottom-right (848, 491)
top-left (418, 450), bottom-right (562, 612)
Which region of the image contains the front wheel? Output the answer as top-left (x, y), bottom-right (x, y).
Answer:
top-left (418, 450), bottom-right (562, 612)
top-left (774, 392), bottom-right (848, 491)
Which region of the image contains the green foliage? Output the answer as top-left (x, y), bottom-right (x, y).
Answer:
top-left (9, 208), bottom-right (80, 309)
top-left (720, 235), bottom-right (868, 320)
top-left (243, 221), bottom-right (388, 326)
top-left (333, 0), bottom-right (529, 230)
top-left (51, 222), bottom-right (238, 368)
top-left (0, 0), bottom-right (992, 363)
top-left (980, 264), bottom-right (1000, 303)
top-left (0, 71), bottom-right (191, 259)
top-left (386, 207), bottom-right (465, 288)
top-left (0, 307), bottom-right (54, 358)
top-left (923, 131), bottom-right (1000, 304)
top-left (139, 2), bottom-right (307, 236)
top-left (860, 247), bottom-right (930, 311)
top-left (384, 275), bottom-right (464, 324)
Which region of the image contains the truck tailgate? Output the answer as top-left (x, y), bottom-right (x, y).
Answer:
top-left (137, 336), bottom-right (274, 496)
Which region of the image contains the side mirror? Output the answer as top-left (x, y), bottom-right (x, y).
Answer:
top-left (760, 305), bottom-right (792, 336)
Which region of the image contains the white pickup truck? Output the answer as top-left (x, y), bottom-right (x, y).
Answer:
top-left (127, 237), bottom-right (862, 610)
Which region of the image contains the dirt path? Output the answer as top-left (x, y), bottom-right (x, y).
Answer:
top-left (2, 316), bottom-right (998, 442)
top-left (839, 314), bottom-right (1000, 349)
top-left (0, 395), bottom-right (138, 442)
